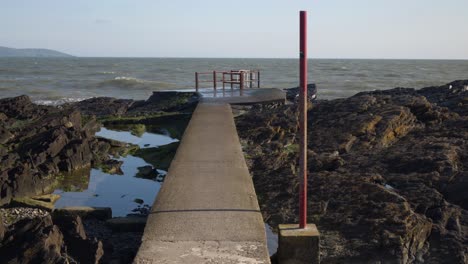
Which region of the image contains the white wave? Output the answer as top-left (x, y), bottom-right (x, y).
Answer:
top-left (34, 97), bottom-right (90, 106)
top-left (114, 76), bottom-right (140, 81)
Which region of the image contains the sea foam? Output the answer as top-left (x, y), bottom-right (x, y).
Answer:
top-left (34, 97), bottom-right (90, 106)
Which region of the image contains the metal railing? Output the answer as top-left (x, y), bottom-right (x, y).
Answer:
top-left (195, 70), bottom-right (260, 92)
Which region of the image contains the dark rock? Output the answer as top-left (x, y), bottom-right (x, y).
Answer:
top-left (52, 214), bottom-right (87, 240)
top-left (418, 80), bottom-right (468, 115)
top-left (0, 126), bottom-right (13, 144)
top-left (284, 83), bottom-right (317, 102)
top-left (52, 214), bottom-right (104, 264)
top-left (136, 165), bottom-right (157, 179)
top-left (53, 206), bottom-right (112, 221)
top-left (0, 214), bottom-right (4, 241)
top-left (100, 159), bottom-right (124, 175)
top-left (133, 142), bottom-right (179, 171)
top-left (0, 112), bottom-right (7, 121)
top-left (106, 216), bottom-right (147, 232)
top-left (0, 95), bottom-right (50, 120)
top-left (0, 96), bottom-right (111, 205)
top-left (133, 198), bottom-right (144, 204)
top-left (71, 97), bottom-right (135, 117)
top-left (72, 238), bottom-right (103, 264)
top-left (0, 215), bottom-right (65, 263)
top-left (0, 92), bottom-right (194, 262)
top-left (82, 218), bottom-right (144, 263)
top-left (58, 139), bottom-right (93, 172)
top-left (445, 172), bottom-right (468, 210)
top-left (236, 80), bottom-right (468, 263)
top-left (127, 91), bottom-right (199, 114)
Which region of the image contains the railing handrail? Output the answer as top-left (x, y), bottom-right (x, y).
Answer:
top-left (195, 69), bottom-right (260, 92)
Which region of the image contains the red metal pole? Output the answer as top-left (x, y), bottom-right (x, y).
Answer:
top-left (299, 10), bottom-right (308, 229)
top-left (195, 72), bottom-right (199, 92)
top-left (213, 71), bottom-right (217, 90)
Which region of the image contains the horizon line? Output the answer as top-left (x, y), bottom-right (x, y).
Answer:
top-left (30, 55), bottom-right (468, 61)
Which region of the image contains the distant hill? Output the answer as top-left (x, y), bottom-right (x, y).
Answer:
top-left (0, 46), bottom-right (74, 57)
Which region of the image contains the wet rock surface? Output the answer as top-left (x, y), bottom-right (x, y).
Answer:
top-left (236, 80), bottom-right (468, 263)
top-left (72, 91), bottom-right (199, 118)
top-left (0, 91), bottom-right (194, 263)
top-left (0, 95), bottom-right (126, 206)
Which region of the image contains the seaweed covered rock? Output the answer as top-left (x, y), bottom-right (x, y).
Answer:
top-left (71, 97), bottom-right (135, 117)
top-left (70, 91), bottom-right (199, 118)
top-left (236, 80), bottom-right (467, 263)
top-left (128, 91), bottom-right (199, 114)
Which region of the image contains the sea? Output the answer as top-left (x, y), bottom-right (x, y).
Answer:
top-left (1, 58), bottom-right (467, 104)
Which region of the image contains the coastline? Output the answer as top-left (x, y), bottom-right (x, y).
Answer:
top-left (0, 81), bottom-right (466, 263)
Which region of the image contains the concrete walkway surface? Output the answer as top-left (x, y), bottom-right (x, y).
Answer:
top-left (133, 101), bottom-right (273, 263)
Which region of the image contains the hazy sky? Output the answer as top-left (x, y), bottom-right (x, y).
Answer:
top-left (1, 0), bottom-right (468, 59)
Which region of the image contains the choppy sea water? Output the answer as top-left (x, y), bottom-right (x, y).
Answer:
top-left (1, 58), bottom-right (467, 104)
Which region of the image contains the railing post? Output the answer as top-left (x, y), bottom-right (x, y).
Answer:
top-left (257, 71), bottom-right (260, 88)
top-left (299, 10), bottom-right (308, 229)
top-left (195, 72), bottom-right (199, 92)
top-left (230, 71), bottom-right (234, 89)
top-left (240, 71), bottom-right (245, 90)
top-left (213, 71), bottom-right (217, 90)
top-left (249, 71), bottom-right (253, 88)
top-left (222, 72), bottom-right (226, 90)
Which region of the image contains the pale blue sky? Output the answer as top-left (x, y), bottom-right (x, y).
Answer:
top-left (1, 0), bottom-right (467, 59)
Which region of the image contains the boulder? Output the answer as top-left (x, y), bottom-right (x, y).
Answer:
top-left (136, 165), bottom-right (157, 179)
top-left (52, 214), bottom-right (104, 264)
top-left (0, 95), bottom-right (48, 119)
top-left (0, 215), bottom-right (65, 263)
top-left (284, 83), bottom-right (317, 102)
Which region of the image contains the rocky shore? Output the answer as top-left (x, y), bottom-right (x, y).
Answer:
top-left (1, 81), bottom-right (466, 263)
top-left (0, 91), bottom-right (197, 263)
top-left (236, 80), bottom-right (467, 263)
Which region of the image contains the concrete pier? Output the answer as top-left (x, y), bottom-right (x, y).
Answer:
top-left (133, 101), bottom-right (273, 263)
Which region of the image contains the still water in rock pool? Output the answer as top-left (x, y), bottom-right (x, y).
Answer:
top-left (53, 127), bottom-right (179, 217)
